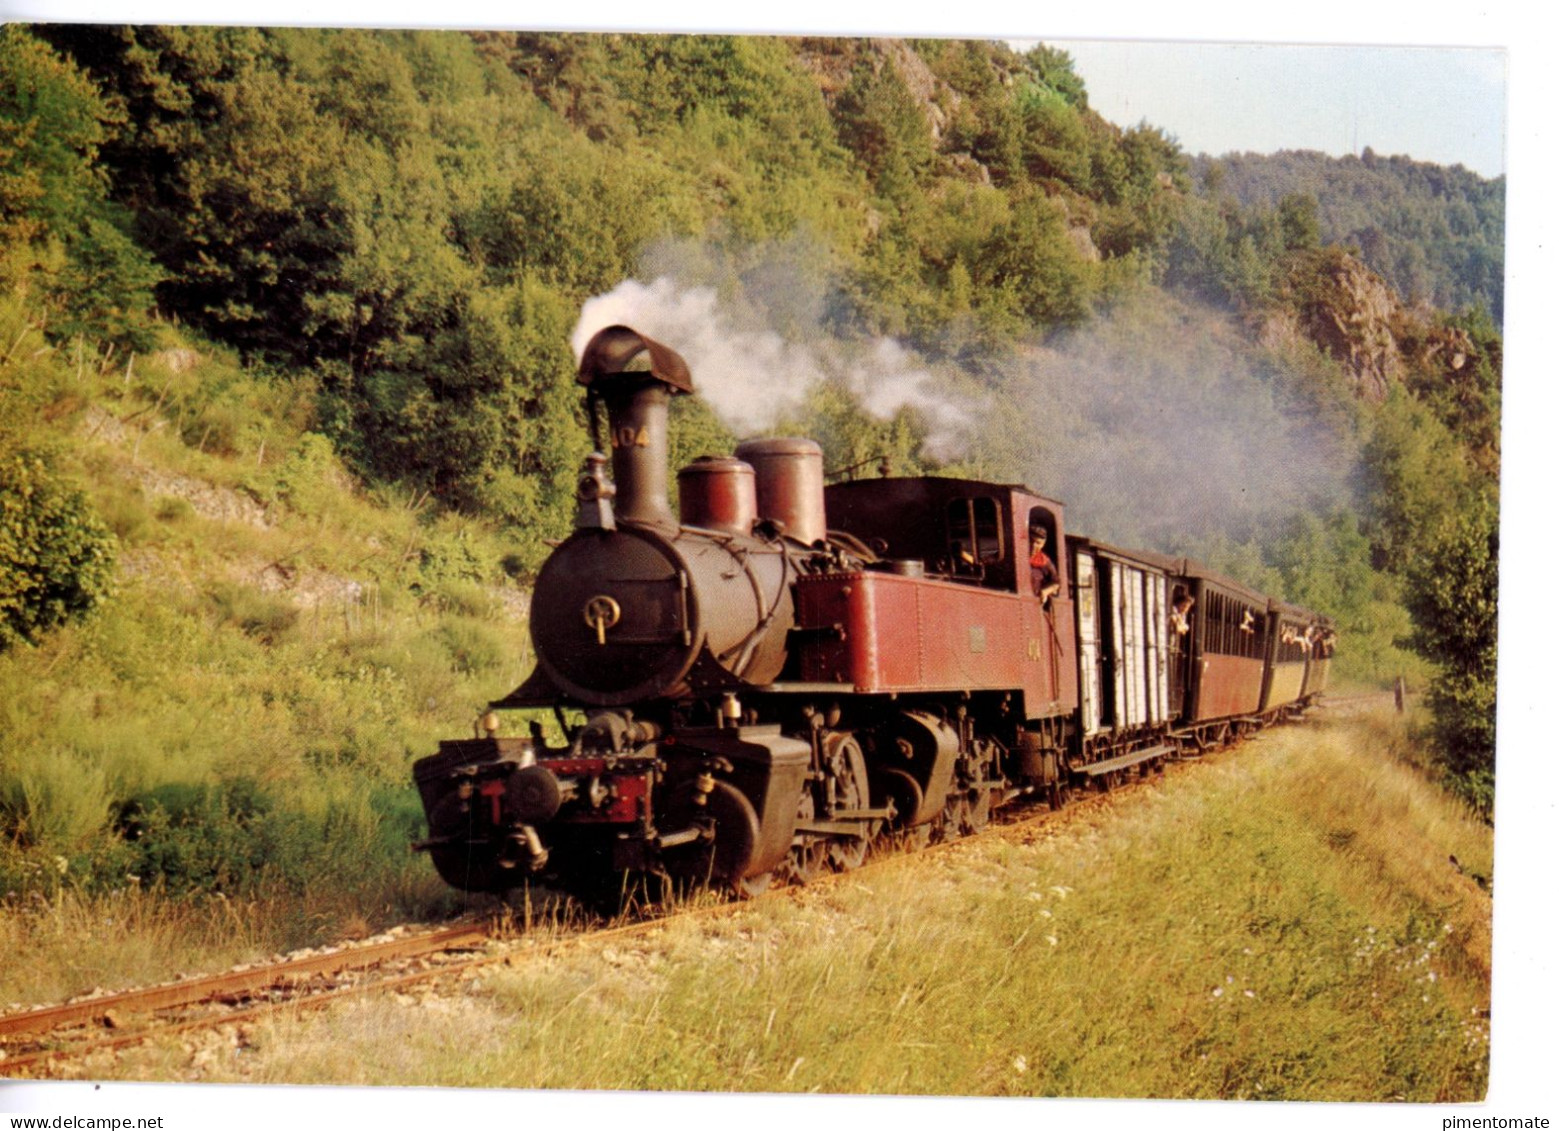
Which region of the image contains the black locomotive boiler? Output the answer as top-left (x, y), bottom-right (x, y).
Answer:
top-left (412, 323), bottom-right (1335, 898)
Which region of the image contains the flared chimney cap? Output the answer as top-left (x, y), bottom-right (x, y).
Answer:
top-left (578, 325), bottom-right (693, 394)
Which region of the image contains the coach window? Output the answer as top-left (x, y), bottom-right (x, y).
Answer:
top-left (1209, 591), bottom-right (1230, 655)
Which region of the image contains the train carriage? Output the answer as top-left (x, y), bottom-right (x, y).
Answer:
top-left (1066, 537), bottom-right (1176, 774)
top-left (1302, 614), bottom-right (1338, 703)
top-left (1174, 564), bottom-right (1273, 747)
top-left (1263, 602), bottom-right (1317, 717)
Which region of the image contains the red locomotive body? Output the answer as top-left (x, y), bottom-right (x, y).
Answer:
top-left (412, 323), bottom-right (1334, 898)
top-left (794, 570), bottom-right (1073, 711)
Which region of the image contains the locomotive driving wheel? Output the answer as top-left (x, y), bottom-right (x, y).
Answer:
top-left (783, 790), bottom-right (829, 885)
top-left (876, 766), bottom-right (932, 852)
top-left (957, 738), bottom-right (998, 835)
top-left (823, 732), bottom-right (871, 872)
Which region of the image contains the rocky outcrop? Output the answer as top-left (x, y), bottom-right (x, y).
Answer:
top-left (794, 37), bottom-right (964, 143)
top-left (1290, 249), bottom-right (1403, 402)
top-left (1412, 323), bottom-right (1474, 375)
top-left (1257, 248), bottom-right (1421, 404)
top-left (877, 38), bottom-right (953, 142)
top-left (1258, 248), bottom-right (1487, 410)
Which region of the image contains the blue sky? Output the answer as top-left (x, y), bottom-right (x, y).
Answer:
top-left (1048, 40), bottom-right (1505, 179)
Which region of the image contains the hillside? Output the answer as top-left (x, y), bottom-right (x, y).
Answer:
top-left (0, 328), bottom-right (530, 945)
top-left (1191, 149), bottom-right (1505, 322)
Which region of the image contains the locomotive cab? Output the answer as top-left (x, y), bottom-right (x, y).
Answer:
top-left (822, 476), bottom-right (1068, 598)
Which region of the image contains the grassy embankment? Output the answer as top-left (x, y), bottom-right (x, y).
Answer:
top-left (1, 330), bottom-right (539, 1003)
top-left (108, 705), bottom-right (1491, 1101)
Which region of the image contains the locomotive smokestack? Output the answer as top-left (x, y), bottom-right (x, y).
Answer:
top-left (577, 325), bottom-right (693, 529)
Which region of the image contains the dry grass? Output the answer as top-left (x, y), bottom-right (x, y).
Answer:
top-left (0, 873), bottom-right (464, 1010)
top-left (93, 706), bottom-right (1491, 1101)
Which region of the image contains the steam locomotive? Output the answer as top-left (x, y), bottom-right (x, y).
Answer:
top-left (412, 324), bottom-right (1335, 898)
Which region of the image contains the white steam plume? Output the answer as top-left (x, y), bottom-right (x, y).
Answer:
top-left (571, 266), bottom-right (1362, 553)
top-left (571, 277), bottom-right (975, 458)
top-left (979, 305), bottom-right (1364, 548)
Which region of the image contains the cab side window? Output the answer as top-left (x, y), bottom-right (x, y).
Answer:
top-left (1026, 506), bottom-right (1060, 602)
top-left (947, 497), bottom-right (1003, 577)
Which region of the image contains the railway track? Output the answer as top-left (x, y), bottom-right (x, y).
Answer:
top-left (1311, 690), bottom-right (1400, 714)
top-left (0, 712), bottom-right (1306, 1079)
top-left (0, 923), bottom-right (497, 1076)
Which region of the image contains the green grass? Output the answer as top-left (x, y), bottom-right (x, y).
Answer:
top-left (106, 706), bottom-right (1491, 1100)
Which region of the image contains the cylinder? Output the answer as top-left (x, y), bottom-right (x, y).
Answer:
top-left (677, 456), bottom-right (757, 535)
top-left (734, 437), bottom-right (828, 546)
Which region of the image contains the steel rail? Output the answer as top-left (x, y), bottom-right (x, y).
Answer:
top-left (0, 922), bottom-right (491, 1041)
top-left (0, 909), bottom-right (742, 1077)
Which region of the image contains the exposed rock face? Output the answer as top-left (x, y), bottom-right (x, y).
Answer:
top-left (794, 37), bottom-right (964, 143)
top-left (134, 466), bottom-right (274, 528)
top-left (943, 152), bottom-right (992, 186)
top-left (1065, 216), bottom-right (1101, 264)
top-left (152, 348), bottom-right (203, 373)
top-left (876, 38), bottom-right (951, 141)
top-left (1414, 324), bottom-right (1473, 374)
top-left (1256, 248), bottom-right (1424, 404)
top-left (1259, 248), bottom-right (1486, 410)
top-left (1289, 250), bottom-right (1403, 403)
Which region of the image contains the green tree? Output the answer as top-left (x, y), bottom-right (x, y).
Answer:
top-left (38, 25), bottom-right (346, 357)
top-left (833, 56), bottom-right (935, 206)
top-left (1194, 148), bottom-right (1504, 321)
top-left (1400, 307), bottom-right (1502, 480)
top-left (1362, 388), bottom-right (1480, 574)
top-left (0, 26), bottom-right (161, 347)
top-left (777, 377), bottom-right (930, 481)
top-left (1400, 495), bottom-right (1498, 811)
top-left (0, 25), bottom-right (109, 240)
top-left (1277, 192), bottom-right (1321, 251)
top-left (1022, 44), bottom-right (1089, 108)
top-left (983, 191), bottom-right (1096, 329)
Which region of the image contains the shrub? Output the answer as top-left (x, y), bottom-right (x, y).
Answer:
top-left (153, 495), bottom-right (195, 523)
top-left (429, 616), bottom-right (507, 676)
top-left (267, 431), bottom-right (350, 518)
top-left (0, 448), bottom-right (117, 649)
top-left (117, 779), bottom-right (308, 895)
top-left (0, 747), bottom-right (115, 849)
